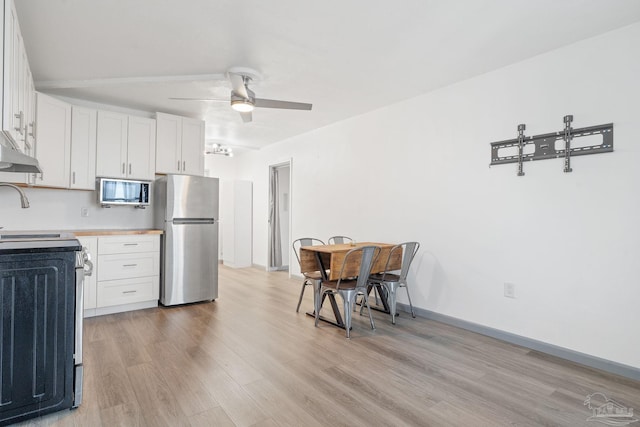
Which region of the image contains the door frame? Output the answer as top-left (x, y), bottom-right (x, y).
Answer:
top-left (267, 159), bottom-right (292, 273)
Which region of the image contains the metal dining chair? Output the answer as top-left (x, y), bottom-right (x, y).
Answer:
top-left (327, 235), bottom-right (353, 245)
top-left (315, 245), bottom-right (381, 338)
top-left (367, 241), bottom-right (420, 325)
top-left (292, 238), bottom-right (326, 312)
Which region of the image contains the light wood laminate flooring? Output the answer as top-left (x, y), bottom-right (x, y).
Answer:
top-left (17, 266), bottom-right (640, 426)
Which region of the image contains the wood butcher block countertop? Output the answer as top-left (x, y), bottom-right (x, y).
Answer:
top-left (72, 229), bottom-right (163, 236)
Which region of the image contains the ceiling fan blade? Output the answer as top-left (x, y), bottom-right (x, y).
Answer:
top-left (239, 111), bottom-right (252, 123)
top-left (228, 73), bottom-right (250, 99)
top-left (254, 98), bottom-right (312, 110)
top-left (169, 97), bottom-right (228, 102)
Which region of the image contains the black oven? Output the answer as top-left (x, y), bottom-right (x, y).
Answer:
top-left (0, 233), bottom-right (91, 425)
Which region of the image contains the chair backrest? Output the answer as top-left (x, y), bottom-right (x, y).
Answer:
top-left (382, 241), bottom-right (420, 281)
top-left (328, 235), bottom-right (353, 245)
top-left (292, 238), bottom-right (325, 266)
top-left (336, 246), bottom-right (381, 290)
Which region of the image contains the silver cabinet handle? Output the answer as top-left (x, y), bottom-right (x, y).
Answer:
top-left (123, 243), bottom-right (138, 246)
top-left (183, 161), bottom-right (186, 171)
top-left (122, 290), bottom-right (137, 294)
top-left (129, 163), bottom-right (132, 175)
top-left (177, 160), bottom-right (181, 171)
top-left (28, 121), bottom-right (35, 138)
top-left (122, 163), bottom-right (125, 175)
top-left (72, 171), bottom-right (76, 184)
top-left (122, 264), bottom-right (138, 268)
top-left (14, 111), bottom-right (24, 134)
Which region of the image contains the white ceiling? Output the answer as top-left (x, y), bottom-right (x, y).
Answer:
top-left (15, 0), bottom-right (640, 152)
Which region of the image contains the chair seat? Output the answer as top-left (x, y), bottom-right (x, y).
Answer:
top-left (304, 271), bottom-right (324, 280)
top-left (321, 279), bottom-right (358, 290)
top-left (369, 273), bottom-right (400, 283)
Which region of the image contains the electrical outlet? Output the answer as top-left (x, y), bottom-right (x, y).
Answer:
top-left (504, 282), bottom-right (516, 298)
top-left (80, 207), bottom-right (89, 217)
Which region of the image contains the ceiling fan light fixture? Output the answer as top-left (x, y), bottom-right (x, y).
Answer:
top-left (231, 99), bottom-right (254, 112)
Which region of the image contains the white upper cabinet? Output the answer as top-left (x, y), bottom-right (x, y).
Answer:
top-left (0, 0), bottom-right (36, 185)
top-left (96, 110), bottom-right (128, 178)
top-left (155, 112), bottom-right (204, 176)
top-left (155, 112), bottom-right (181, 174)
top-left (181, 116), bottom-right (205, 176)
top-left (33, 92), bottom-right (71, 188)
top-left (70, 106), bottom-right (97, 190)
top-left (2, 0), bottom-right (28, 148)
top-left (96, 111), bottom-right (156, 180)
top-left (127, 115), bottom-right (156, 180)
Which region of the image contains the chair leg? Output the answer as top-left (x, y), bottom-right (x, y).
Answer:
top-left (296, 280), bottom-right (308, 313)
top-left (359, 286), bottom-right (371, 316)
top-left (314, 292), bottom-right (325, 327)
top-left (343, 296), bottom-right (353, 339)
top-left (404, 283), bottom-right (416, 318)
top-left (387, 283), bottom-right (398, 325)
top-left (362, 293), bottom-right (376, 330)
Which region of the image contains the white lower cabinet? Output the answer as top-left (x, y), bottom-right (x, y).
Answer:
top-left (96, 276), bottom-right (157, 308)
top-left (81, 233), bottom-right (160, 317)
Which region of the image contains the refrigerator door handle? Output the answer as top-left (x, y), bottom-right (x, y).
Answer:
top-left (172, 218), bottom-right (216, 225)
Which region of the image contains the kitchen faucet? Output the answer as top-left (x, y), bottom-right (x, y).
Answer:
top-left (0, 182), bottom-right (30, 208)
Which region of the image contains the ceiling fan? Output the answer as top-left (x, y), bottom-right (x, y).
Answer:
top-left (170, 68), bottom-right (312, 123)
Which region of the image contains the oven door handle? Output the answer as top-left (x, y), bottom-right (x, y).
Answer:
top-left (75, 267), bottom-right (84, 365)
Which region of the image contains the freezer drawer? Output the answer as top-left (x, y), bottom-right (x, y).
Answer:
top-left (161, 222), bottom-right (218, 305)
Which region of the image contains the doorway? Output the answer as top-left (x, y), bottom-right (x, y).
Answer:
top-left (268, 161), bottom-right (291, 272)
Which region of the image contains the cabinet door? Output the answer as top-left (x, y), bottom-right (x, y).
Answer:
top-left (33, 93), bottom-right (71, 188)
top-left (181, 117), bottom-right (204, 176)
top-left (1, 0), bottom-right (20, 144)
top-left (127, 116), bottom-right (156, 180)
top-left (155, 112), bottom-right (182, 174)
top-left (77, 236), bottom-right (98, 311)
top-left (70, 106), bottom-right (97, 190)
top-left (24, 63), bottom-right (35, 156)
top-left (96, 110), bottom-right (128, 178)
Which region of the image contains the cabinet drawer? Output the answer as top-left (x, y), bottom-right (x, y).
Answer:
top-left (96, 276), bottom-right (158, 308)
top-left (97, 252), bottom-right (159, 281)
top-left (98, 235), bottom-right (159, 255)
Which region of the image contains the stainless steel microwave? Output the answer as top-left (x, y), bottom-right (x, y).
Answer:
top-left (98, 178), bottom-right (150, 206)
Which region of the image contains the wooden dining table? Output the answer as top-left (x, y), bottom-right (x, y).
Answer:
top-left (299, 242), bottom-right (402, 327)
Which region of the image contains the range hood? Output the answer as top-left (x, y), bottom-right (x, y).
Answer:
top-left (0, 139), bottom-right (41, 173)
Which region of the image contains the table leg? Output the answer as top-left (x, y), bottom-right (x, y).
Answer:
top-left (359, 283), bottom-right (392, 315)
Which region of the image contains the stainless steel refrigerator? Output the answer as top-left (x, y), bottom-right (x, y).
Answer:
top-left (154, 175), bottom-right (219, 306)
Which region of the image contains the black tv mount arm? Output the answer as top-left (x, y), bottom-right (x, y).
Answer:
top-left (490, 115), bottom-right (613, 176)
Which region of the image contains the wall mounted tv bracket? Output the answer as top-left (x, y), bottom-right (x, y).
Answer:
top-left (489, 115), bottom-right (613, 176)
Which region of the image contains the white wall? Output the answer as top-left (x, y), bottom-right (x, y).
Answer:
top-left (0, 186), bottom-right (153, 230)
top-left (205, 153), bottom-right (237, 181)
top-left (205, 153), bottom-right (238, 259)
top-left (235, 23), bottom-right (640, 369)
